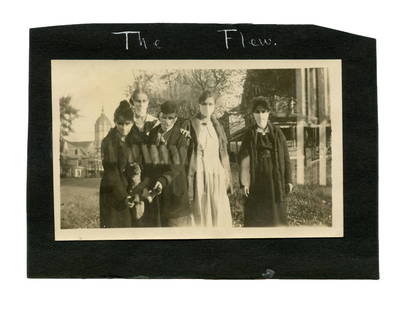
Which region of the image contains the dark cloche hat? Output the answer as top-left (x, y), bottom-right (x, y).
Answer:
top-left (251, 96), bottom-right (271, 112)
top-left (160, 100), bottom-right (178, 114)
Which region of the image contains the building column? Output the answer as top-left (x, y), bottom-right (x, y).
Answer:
top-left (319, 121), bottom-right (327, 186)
top-left (295, 69), bottom-right (306, 185)
top-left (317, 68), bottom-right (328, 186)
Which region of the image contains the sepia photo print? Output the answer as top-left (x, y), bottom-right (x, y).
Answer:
top-left (52, 59), bottom-right (343, 240)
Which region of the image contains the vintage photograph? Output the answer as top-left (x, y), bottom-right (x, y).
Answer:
top-left (52, 60), bottom-right (343, 240)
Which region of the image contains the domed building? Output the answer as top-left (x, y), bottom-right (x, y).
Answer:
top-left (61, 108), bottom-right (112, 178)
top-left (94, 107), bottom-right (112, 150)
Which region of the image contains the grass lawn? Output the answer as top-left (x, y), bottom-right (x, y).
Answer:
top-left (287, 184), bottom-right (332, 226)
top-left (60, 178), bottom-right (100, 229)
top-left (61, 177), bottom-right (102, 188)
top-left (60, 166), bottom-right (332, 229)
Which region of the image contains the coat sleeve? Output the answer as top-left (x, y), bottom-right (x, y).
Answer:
top-left (157, 163), bottom-right (180, 188)
top-left (278, 128), bottom-right (292, 185)
top-left (238, 131), bottom-right (251, 188)
top-left (222, 147), bottom-right (234, 194)
top-left (177, 127), bottom-right (190, 149)
top-left (220, 136), bottom-right (234, 194)
top-left (240, 156), bottom-right (250, 188)
top-left (238, 131), bottom-right (250, 162)
top-left (101, 138), bottom-right (128, 210)
top-left (156, 130), bottom-right (186, 186)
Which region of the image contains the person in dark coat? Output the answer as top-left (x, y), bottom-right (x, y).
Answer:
top-left (99, 100), bottom-right (138, 228)
top-left (125, 104), bottom-right (181, 227)
top-left (99, 100), bottom-right (174, 228)
top-left (239, 96), bottom-right (293, 227)
top-left (148, 100), bottom-right (192, 227)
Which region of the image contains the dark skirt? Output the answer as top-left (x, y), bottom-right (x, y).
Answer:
top-left (134, 200), bottom-right (161, 227)
top-left (244, 150), bottom-right (288, 227)
top-left (99, 187), bottom-right (134, 228)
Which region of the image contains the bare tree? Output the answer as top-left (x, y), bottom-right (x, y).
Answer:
top-left (129, 70), bottom-right (156, 95)
top-left (183, 69), bottom-right (234, 95)
top-left (126, 69), bottom-right (246, 119)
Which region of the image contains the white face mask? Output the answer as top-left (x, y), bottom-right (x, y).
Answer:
top-left (132, 93), bottom-right (149, 117)
top-left (200, 105), bottom-right (214, 118)
top-left (253, 112), bottom-right (269, 129)
top-left (199, 97), bottom-right (215, 118)
top-left (136, 105), bottom-right (148, 117)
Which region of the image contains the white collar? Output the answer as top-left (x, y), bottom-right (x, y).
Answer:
top-left (256, 126), bottom-right (269, 135)
top-left (135, 113), bottom-right (147, 120)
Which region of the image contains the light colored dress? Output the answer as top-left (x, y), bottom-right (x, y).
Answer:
top-left (192, 119), bottom-right (233, 227)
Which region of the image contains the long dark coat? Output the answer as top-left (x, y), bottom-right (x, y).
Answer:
top-left (99, 128), bottom-right (136, 228)
top-left (239, 122), bottom-right (292, 226)
top-left (125, 125), bottom-right (180, 226)
top-left (99, 127), bottom-right (178, 228)
top-left (148, 122), bottom-right (191, 224)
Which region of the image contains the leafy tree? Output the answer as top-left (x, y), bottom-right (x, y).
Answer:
top-left (59, 96), bottom-right (79, 176)
top-left (60, 96), bottom-right (79, 141)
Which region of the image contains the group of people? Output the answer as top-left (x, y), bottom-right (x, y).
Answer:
top-left (99, 90), bottom-right (293, 228)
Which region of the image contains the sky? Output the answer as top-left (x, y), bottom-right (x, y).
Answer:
top-left (52, 60), bottom-right (135, 141)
